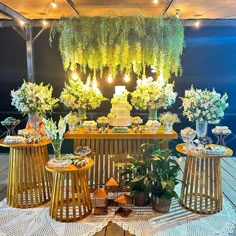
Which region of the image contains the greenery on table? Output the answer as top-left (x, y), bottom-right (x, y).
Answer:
top-left (50, 15), bottom-right (184, 79)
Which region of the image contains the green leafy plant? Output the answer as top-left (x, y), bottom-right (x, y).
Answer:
top-left (117, 143), bottom-right (181, 201)
top-left (150, 148), bottom-right (181, 200)
top-left (50, 15), bottom-right (184, 79)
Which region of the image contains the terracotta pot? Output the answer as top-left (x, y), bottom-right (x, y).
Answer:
top-left (152, 195), bottom-right (172, 213)
top-left (134, 192), bottom-right (148, 206)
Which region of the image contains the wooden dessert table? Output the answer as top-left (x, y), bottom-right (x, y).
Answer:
top-left (176, 143), bottom-right (233, 214)
top-left (45, 158), bottom-right (94, 222)
top-left (0, 139), bottom-right (52, 208)
top-left (65, 127), bottom-right (178, 191)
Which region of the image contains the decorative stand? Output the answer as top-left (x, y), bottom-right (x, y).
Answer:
top-left (0, 139), bottom-right (52, 208)
top-left (176, 143), bottom-right (233, 214)
top-left (45, 158), bottom-right (94, 222)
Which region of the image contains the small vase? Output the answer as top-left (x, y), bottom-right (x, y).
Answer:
top-left (27, 114), bottom-right (40, 131)
top-left (51, 139), bottom-right (63, 160)
top-left (68, 122), bottom-right (77, 131)
top-left (78, 108), bottom-right (87, 127)
top-left (196, 120), bottom-right (208, 138)
top-left (148, 108), bottom-right (158, 120)
top-left (163, 122), bottom-right (173, 134)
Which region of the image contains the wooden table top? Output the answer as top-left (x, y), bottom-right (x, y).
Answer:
top-left (45, 157), bottom-right (94, 173)
top-left (176, 143), bottom-right (233, 158)
top-left (0, 138), bottom-right (51, 148)
top-left (65, 127), bottom-right (178, 140)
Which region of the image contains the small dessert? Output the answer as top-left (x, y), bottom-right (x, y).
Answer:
top-left (212, 126), bottom-right (231, 135)
top-left (145, 120), bottom-right (161, 131)
top-left (4, 135), bottom-right (27, 144)
top-left (75, 146), bottom-right (91, 157)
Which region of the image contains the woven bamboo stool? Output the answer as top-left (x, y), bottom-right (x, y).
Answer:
top-left (0, 139), bottom-right (52, 208)
top-left (45, 158), bottom-right (93, 222)
top-left (176, 144), bottom-right (233, 214)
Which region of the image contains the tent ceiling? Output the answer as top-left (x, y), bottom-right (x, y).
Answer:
top-left (0, 0), bottom-right (235, 20)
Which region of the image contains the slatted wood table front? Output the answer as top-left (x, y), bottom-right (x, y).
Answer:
top-left (0, 139), bottom-right (52, 208)
top-left (45, 158), bottom-right (94, 222)
top-left (176, 143), bottom-right (233, 214)
top-left (65, 128), bottom-right (178, 192)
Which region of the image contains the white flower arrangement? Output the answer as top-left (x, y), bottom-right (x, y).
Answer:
top-left (159, 112), bottom-right (180, 124)
top-left (42, 115), bottom-right (69, 140)
top-left (131, 77), bottom-right (177, 110)
top-left (181, 86), bottom-right (228, 124)
top-left (60, 77), bottom-right (107, 110)
top-left (11, 80), bottom-right (59, 115)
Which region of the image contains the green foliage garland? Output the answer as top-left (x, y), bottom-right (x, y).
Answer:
top-left (50, 15), bottom-right (184, 79)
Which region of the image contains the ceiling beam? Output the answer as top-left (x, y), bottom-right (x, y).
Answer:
top-left (0, 2), bottom-right (30, 24)
top-left (162, 0), bottom-right (174, 16)
top-left (66, 0), bottom-right (80, 16)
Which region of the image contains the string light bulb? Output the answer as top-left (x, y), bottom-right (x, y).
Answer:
top-left (153, 0), bottom-right (158, 4)
top-left (19, 20), bottom-right (25, 27)
top-left (51, 0), bottom-right (57, 9)
top-left (71, 72), bottom-right (79, 81)
top-left (42, 20), bottom-right (48, 27)
top-left (124, 74), bottom-right (130, 83)
top-left (108, 74), bottom-right (113, 83)
top-left (176, 9), bottom-right (180, 18)
top-left (92, 79), bottom-right (98, 90)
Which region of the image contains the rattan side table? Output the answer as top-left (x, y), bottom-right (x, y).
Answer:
top-left (176, 144), bottom-right (233, 214)
top-left (45, 158), bottom-right (94, 222)
top-left (0, 139), bottom-right (52, 208)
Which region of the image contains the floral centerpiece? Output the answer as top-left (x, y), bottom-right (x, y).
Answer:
top-left (67, 112), bottom-right (80, 131)
top-left (60, 77), bottom-right (107, 116)
top-left (181, 86), bottom-right (228, 124)
top-left (11, 80), bottom-right (59, 131)
top-left (11, 80), bottom-right (59, 115)
top-left (159, 112), bottom-right (180, 133)
top-left (42, 115), bottom-right (69, 160)
top-left (181, 86), bottom-right (229, 138)
top-left (131, 77), bottom-right (177, 120)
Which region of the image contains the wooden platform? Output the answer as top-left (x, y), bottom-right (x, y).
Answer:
top-left (0, 153), bottom-right (236, 236)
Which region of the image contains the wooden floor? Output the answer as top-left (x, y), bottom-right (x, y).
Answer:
top-left (0, 153), bottom-right (236, 236)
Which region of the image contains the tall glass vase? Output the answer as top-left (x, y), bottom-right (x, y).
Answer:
top-left (148, 108), bottom-right (158, 120)
top-left (78, 108), bottom-right (87, 127)
top-left (51, 139), bottom-right (63, 160)
top-left (196, 120), bottom-right (208, 138)
top-left (27, 114), bottom-right (40, 131)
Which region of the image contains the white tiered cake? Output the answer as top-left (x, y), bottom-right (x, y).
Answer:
top-left (108, 86), bottom-right (132, 127)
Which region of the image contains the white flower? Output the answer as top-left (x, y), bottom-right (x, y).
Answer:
top-left (11, 80), bottom-right (59, 115)
top-left (182, 86), bottom-right (228, 124)
top-left (60, 77), bottom-right (107, 110)
top-left (131, 77), bottom-right (177, 110)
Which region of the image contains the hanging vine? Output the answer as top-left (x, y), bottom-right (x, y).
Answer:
top-left (50, 15), bottom-right (184, 80)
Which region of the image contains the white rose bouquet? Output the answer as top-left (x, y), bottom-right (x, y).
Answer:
top-left (11, 80), bottom-right (59, 115)
top-left (181, 86), bottom-right (228, 124)
top-left (131, 77), bottom-right (177, 110)
top-left (60, 77), bottom-right (107, 110)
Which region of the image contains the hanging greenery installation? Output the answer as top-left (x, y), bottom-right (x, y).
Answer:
top-left (50, 15), bottom-right (184, 79)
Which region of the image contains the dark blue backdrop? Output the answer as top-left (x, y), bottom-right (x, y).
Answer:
top-left (0, 24), bottom-right (235, 153)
